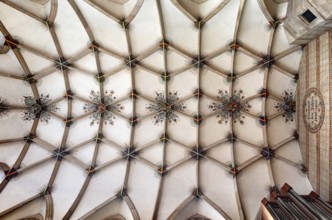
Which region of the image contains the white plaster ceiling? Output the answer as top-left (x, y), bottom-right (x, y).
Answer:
top-left (0, 0), bottom-right (313, 219)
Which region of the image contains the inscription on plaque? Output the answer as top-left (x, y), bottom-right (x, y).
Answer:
top-left (303, 88), bottom-right (325, 133)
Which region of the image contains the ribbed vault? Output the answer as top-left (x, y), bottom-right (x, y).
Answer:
top-left (0, 0), bottom-right (312, 219)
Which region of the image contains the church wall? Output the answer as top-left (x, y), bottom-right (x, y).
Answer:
top-left (298, 30), bottom-right (332, 201)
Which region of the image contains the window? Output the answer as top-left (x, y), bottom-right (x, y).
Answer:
top-left (301, 9), bottom-right (317, 23)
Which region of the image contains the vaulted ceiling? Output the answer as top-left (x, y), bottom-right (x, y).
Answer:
top-left (0, 0), bottom-right (313, 219)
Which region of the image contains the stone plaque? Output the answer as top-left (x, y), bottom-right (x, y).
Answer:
top-left (303, 88), bottom-right (325, 133)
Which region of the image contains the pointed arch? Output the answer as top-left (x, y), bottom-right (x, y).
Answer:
top-left (103, 214), bottom-right (126, 220)
top-left (187, 214), bottom-right (210, 220)
top-left (18, 213), bottom-right (44, 220)
top-left (167, 194), bottom-right (231, 220)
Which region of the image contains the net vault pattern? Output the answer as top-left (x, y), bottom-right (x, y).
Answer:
top-left (0, 0), bottom-right (307, 219)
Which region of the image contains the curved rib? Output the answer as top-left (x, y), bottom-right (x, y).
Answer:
top-left (124, 194), bottom-right (141, 220)
top-left (202, 0), bottom-right (231, 23)
top-left (49, 0), bottom-right (58, 22)
top-left (68, 0), bottom-right (95, 41)
top-left (45, 193), bottom-right (54, 220)
top-left (0, 0), bottom-right (43, 22)
top-left (0, 119), bottom-right (39, 193)
top-left (0, 162), bottom-right (10, 173)
top-left (201, 194), bottom-right (232, 220)
top-left (125, 0), bottom-right (144, 24)
top-left (77, 195), bottom-right (118, 220)
top-left (0, 21), bottom-right (40, 99)
top-left (230, 1), bottom-right (248, 218)
top-left (83, 0), bottom-right (120, 23)
top-left (170, 0), bottom-right (196, 22)
top-left (167, 195), bottom-right (195, 220)
top-left (0, 137), bottom-right (24, 145)
top-left (63, 175), bottom-right (92, 220)
top-left (256, 0), bottom-right (274, 22)
top-left (0, 194), bottom-right (41, 218)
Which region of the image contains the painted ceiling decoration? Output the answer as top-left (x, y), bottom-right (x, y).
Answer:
top-left (0, 0), bottom-right (313, 220)
top-left (274, 90), bottom-right (296, 123)
top-left (22, 94), bottom-right (59, 124)
top-left (208, 90), bottom-right (251, 124)
top-left (83, 90), bottom-right (124, 126)
top-left (146, 91), bottom-right (187, 125)
top-left (0, 97), bottom-right (10, 118)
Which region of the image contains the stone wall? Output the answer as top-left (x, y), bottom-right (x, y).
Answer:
top-left (298, 30), bottom-right (331, 201)
top-left (284, 0), bottom-right (332, 45)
